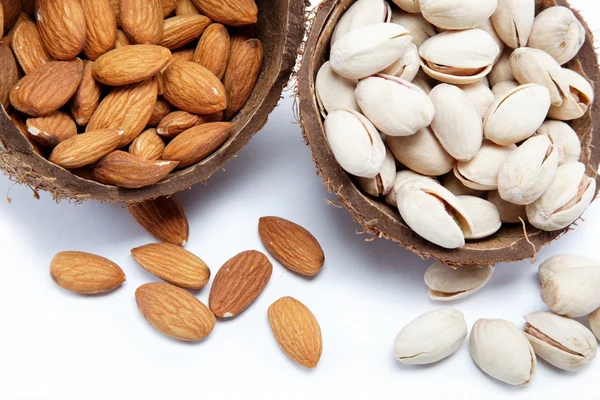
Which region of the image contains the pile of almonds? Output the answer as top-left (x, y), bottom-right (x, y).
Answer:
top-left (0, 0), bottom-right (262, 189)
top-left (317, 0), bottom-right (596, 249)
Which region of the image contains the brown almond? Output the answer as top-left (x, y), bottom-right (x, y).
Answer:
top-left (129, 128), bottom-right (165, 160)
top-left (93, 45), bottom-right (172, 86)
top-left (121, 0), bottom-right (163, 45)
top-left (136, 282), bottom-right (216, 341)
top-left (0, 3), bottom-right (4, 37)
top-left (10, 59), bottom-right (84, 117)
top-left (209, 250), bottom-right (272, 318)
top-left (2, 12), bottom-right (31, 46)
top-left (224, 38), bottom-right (263, 119)
top-left (259, 216), bottom-right (325, 277)
top-left (156, 110), bottom-right (201, 138)
top-left (114, 29), bottom-right (131, 48)
top-left (80, 0), bottom-right (117, 60)
top-left (2, 0), bottom-right (22, 32)
top-left (162, 0), bottom-right (177, 17)
top-left (26, 111), bottom-right (77, 148)
top-left (49, 128), bottom-right (123, 169)
top-left (148, 98), bottom-right (172, 127)
top-left (50, 251), bottom-right (126, 294)
top-left (159, 15), bottom-right (211, 50)
top-left (109, 0), bottom-right (121, 27)
top-left (128, 195), bottom-right (189, 246)
top-left (229, 25), bottom-right (254, 54)
top-left (22, 0), bottom-right (33, 15)
top-left (194, 23), bottom-right (230, 79)
top-left (36, 0), bottom-right (87, 60)
top-left (0, 41), bottom-right (18, 109)
top-left (171, 48), bottom-right (194, 62)
top-left (162, 122), bottom-right (233, 168)
top-left (70, 60), bottom-right (102, 126)
top-left (191, 0), bottom-right (257, 26)
top-left (9, 112), bottom-right (44, 156)
top-left (93, 150), bottom-right (179, 188)
top-left (176, 0), bottom-right (200, 16)
top-left (268, 297), bottom-right (323, 368)
top-left (10, 19), bottom-right (52, 74)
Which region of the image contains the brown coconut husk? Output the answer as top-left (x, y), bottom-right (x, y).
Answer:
top-left (0, 0), bottom-right (306, 204)
top-left (298, 0), bottom-right (600, 267)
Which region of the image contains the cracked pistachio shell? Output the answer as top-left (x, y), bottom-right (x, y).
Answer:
top-left (548, 68), bottom-right (594, 121)
top-left (394, 308), bottom-right (467, 364)
top-left (419, 0), bottom-right (498, 30)
top-left (331, 0), bottom-right (392, 44)
top-left (458, 196), bottom-right (501, 239)
top-left (442, 172), bottom-right (485, 197)
top-left (324, 109), bottom-right (386, 178)
top-left (391, 0), bottom-right (420, 13)
top-left (390, 9), bottom-right (436, 46)
top-left (397, 179), bottom-right (474, 249)
top-left (382, 43), bottom-right (420, 81)
top-left (487, 190), bottom-right (526, 223)
top-left (356, 145), bottom-right (397, 196)
top-left (484, 84), bottom-right (551, 146)
top-left (459, 81), bottom-right (495, 119)
top-left (385, 170), bottom-right (438, 207)
top-left (524, 311), bottom-right (597, 371)
top-left (498, 135), bottom-right (559, 205)
top-left (429, 84), bottom-right (483, 161)
top-left (536, 120), bottom-right (581, 165)
top-left (315, 61), bottom-right (359, 118)
top-left (510, 47), bottom-right (568, 107)
top-left (491, 80), bottom-right (519, 99)
top-left (330, 23), bottom-right (412, 80)
top-left (529, 6), bottom-right (586, 65)
top-left (589, 309), bottom-right (600, 341)
top-left (420, 29), bottom-right (500, 84)
top-left (488, 48), bottom-right (514, 87)
top-left (526, 162), bottom-right (595, 231)
top-left (470, 319), bottom-right (536, 386)
top-left (388, 127), bottom-right (454, 176)
top-left (454, 140), bottom-right (516, 191)
top-left (425, 262), bottom-right (494, 301)
top-left (491, 0), bottom-right (534, 49)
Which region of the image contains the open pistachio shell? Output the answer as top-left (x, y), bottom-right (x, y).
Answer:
top-left (425, 262), bottom-right (494, 301)
top-left (419, 0), bottom-right (498, 30)
top-left (486, 190), bottom-right (527, 223)
top-left (331, 0), bottom-right (392, 44)
top-left (529, 6), bottom-right (585, 65)
top-left (454, 140), bottom-right (516, 191)
top-left (442, 172), bottom-right (486, 197)
top-left (355, 145), bottom-right (397, 197)
top-left (459, 81), bottom-right (496, 119)
top-left (390, 9), bottom-right (436, 46)
top-left (385, 170), bottom-right (438, 207)
top-left (548, 68), bottom-right (594, 121)
top-left (536, 120), bottom-right (581, 165)
top-left (382, 43), bottom-right (420, 81)
top-left (488, 48), bottom-right (514, 86)
top-left (315, 61), bottom-right (359, 118)
top-left (491, 0), bottom-right (534, 49)
top-left (458, 196), bottom-right (501, 239)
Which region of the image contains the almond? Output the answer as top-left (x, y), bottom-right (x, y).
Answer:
top-left (229, 25), bottom-right (254, 54)
top-left (9, 112), bottom-right (44, 156)
top-left (36, 0), bottom-right (87, 60)
top-left (194, 23), bottom-right (230, 79)
top-left (223, 38), bottom-right (262, 119)
top-left (136, 282), bottom-right (216, 341)
top-left (162, 0), bottom-right (177, 17)
top-left (209, 250), bottom-right (272, 318)
top-left (147, 98), bottom-right (172, 127)
top-left (80, 0), bottom-right (117, 60)
top-left (129, 128), bottom-right (165, 160)
top-left (162, 61), bottom-right (226, 115)
top-left (114, 29), bottom-right (131, 48)
top-left (70, 60), bottom-right (102, 126)
top-left (50, 251), bottom-right (126, 294)
top-left (176, 0), bottom-right (200, 16)
top-left (268, 297), bottom-right (323, 368)
top-left (191, 0), bottom-right (257, 27)
top-left (120, 0), bottom-right (163, 45)
top-left (156, 110), bottom-right (202, 138)
top-left (10, 18), bottom-right (51, 74)
top-left (109, 0), bottom-right (121, 27)
top-left (158, 15), bottom-right (211, 50)
top-left (49, 128), bottom-right (123, 169)
top-left (2, 12), bottom-right (31, 46)
top-left (128, 195), bottom-right (189, 246)
top-left (0, 3), bottom-right (4, 37)
top-left (22, 0), bottom-right (33, 16)
top-left (171, 48), bottom-right (194, 62)
top-left (26, 111), bottom-right (77, 148)
top-left (258, 217), bottom-right (325, 277)
top-left (162, 122), bottom-right (234, 168)
top-left (93, 150), bottom-right (178, 188)
top-left (0, 41), bottom-right (18, 109)
top-left (93, 45), bottom-right (172, 86)
top-left (2, 0), bottom-right (22, 32)
top-left (87, 78), bottom-right (158, 146)
top-left (10, 59), bottom-right (84, 117)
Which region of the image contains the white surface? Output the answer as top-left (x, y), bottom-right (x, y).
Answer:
top-left (1, 2), bottom-right (599, 398)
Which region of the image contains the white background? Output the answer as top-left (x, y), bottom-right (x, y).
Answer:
top-left (1, 1), bottom-right (599, 399)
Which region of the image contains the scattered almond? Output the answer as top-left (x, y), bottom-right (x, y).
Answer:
top-left (128, 195), bottom-right (189, 246)
top-left (223, 38), bottom-right (263, 119)
top-left (80, 0), bottom-right (117, 60)
top-left (192, 0), bottom-right (258, 27)
top-left (35, 0), bottom-right (87, 60)
top-left (93, 45), bottom-right (172, 86)
top-left (10, 19), bottom-right (52, 74)
top-left (176, 0), bottom-right (200, 16)
top-left (159, 15), bottom-right (211, 50)
top-left (93, 150), bottom-right (179, 188)
top-left (50, 251), bottom-right (126, 294)
top-left (156, 110), bottom-right (202, 138)
top-left (0, 41), bottom-right (18, 109)
top-left (70, 61), bottom-right (102, 126)
top-left (194, 23), bottom-right (230, 79)
top-left (120, 0), bottom-right (163, 45)
top-left (129, 128), bottom-right (165, 160)
top-left (49, 128), bottom-right (123, 169)
top-left (26, 111), bottom-right (77, 148)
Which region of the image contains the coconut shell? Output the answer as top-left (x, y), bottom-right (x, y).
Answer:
top-left (0, 0), bottom-right (305, 203)
top-left (298, 0), bottom-right (600, 266)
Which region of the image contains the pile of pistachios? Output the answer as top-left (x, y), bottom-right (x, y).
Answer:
top-left (317, 0), bottom-right (596, 249)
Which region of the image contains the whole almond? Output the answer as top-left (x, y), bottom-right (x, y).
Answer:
top-left (209, 250), bottom-right (272, 318)
top-left (163, 61), bottom-right (227, 115)
top-left (50, 251), bottom-right (126, 294)
top-left (147, 99), bottom-right (172, 127)
top-left (93, 45), bottom-right (172, 86)
top-left (223, 38), bottom-right (262, 119)
top-left (10, 59), bottom-right (84, 117)
top-left (194, 23), bottom-right (230, 79)
top-left (2, 11), bottom-right (31, 45)
top-left (259, 217), bottom-right (325, 277)
top-left (191, 0), bottom-right (258, 26)
top-left (129, 128), bottom-right (165, 160)
top-left (128, 195), bottom-right (189, 246)
top-left (156, 110), bottom-right (202, 138)
top-left (49, 128), bottom-right (123, 169)
top-left (136, 282), bottom-right (216, 341)
top-left (109, 0), bottom-right (120, 27)
top-left (35, 0), bottom-right (86, 60)
top-left (2, 0), bottom-right (22, 32)
top-left (229, 25), bottom-right (254, 54)
top-left (121, 0), bottom-right (163, 45)
top-left (9, 112), bottom-right (44, 156)
top-left (158, 15), bottom-right (211, 50)
top-left (70, 60), bottom-right (102, 126)
top-left (27, 111), bottom-right (77, 147)
top-left (93, 150), bottom-right (178, 188)
top-left (0, 41), bottom-right (18, 109)
top-left (162, 0), bottom-right (177, 17)
top-left (80, 0), bottom-right (117, 60)
top-left (268, 297), bottom-right (323, 368)
top-left (176, 0), bottom-right (200, 15)
top-left (10, 19), bottom-right (52, 74)
top-left (114, 29), bottom-right (131, 48)
top-left (162, 122), bottom-right (234, 168)
top-left (171, 48), bottom-right (195, 62)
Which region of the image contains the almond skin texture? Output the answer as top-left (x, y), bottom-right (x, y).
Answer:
top-left (93, 150), bottom-right (178, 188)
top-left (268, 297), bottom-right (323, 368)
top-left (259, 217), bottom-right (325, 277)
top-left (0, 41), bottom-right (18, 109)
top-left (80, 0), bottom-right (117, 60)
top-left (114, 29), bottom-right (131, 48)
top-left (9, 112), bottom-right (44, 156)
top-left (147, 98), bottom-right (171, 127)
top-left (162, 61), bottom-right (227, 114)
top-left (156, 110), bottom-right (202, 138)
top-left (109, 0), bottom-right (120, 26)
top-left (176, 0), bottom-right (200, 15)
top-left (70, 61), bottom-right (102, 126)
top-left (223, 38), bottom-right (262, 119)
top-left (191, 0), bottom-right (257, 26)
top-left (93, 44), bottom-right (172, 86)
top-left (128, 195), bottom-right (189, 246)
top-left (49, 128), bottom-right (123, 169)
top-left (22, 0), bottom-right (33, 15)
top-left (2, 0), bottom-right (22, 32)
top-left (209, 250), bottom-right (272, 318)
top-left (2, 11), bottom-right (31, 45)
top-left (158, 15), bottom-right (211, 50)
top-left (50, 251), bottom-right (126, 294)
top-left (1, 3), bottom-right (4, 36)
top-left (171, 48), bottom-right (194, 62)
top-left (120, 0), bottom-right (163, 45)
top-left (162, 122), bottom-right (234, 168)
top-left (10, 19), bottom-right (52, 74)
top-left (136, 282), bottom-right (216, 341)
top-left (35, 0), bottom-right (87, 60)
top-left (194, 23), bottom-right (230, 79)
top-left (129, 128), bottom-right (165, 160)
top-left (10, 59), bottom-right (84, 117)
top-left (27, 111), bottom-right (77, 147)
top-left (162, 0), bottom-right (177, 16)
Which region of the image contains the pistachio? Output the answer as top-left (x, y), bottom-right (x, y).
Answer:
top-left (390, 9), bottom-right (436, 46)
top-left (536, 120), bottom-right (581, 165)
top-left (548, 68), bottom-right (594, 121)
top-left (498, 135), bottom-right (559, 205)
top-left (539, 253), bottom-right (600, 274)
top-left (523, 311), bottom-right (597, 371)
top-left (487, 48), bottom-right (514, 87)
top-left (469, 319), bottom-right (536, 386)
top-left (419, 0), bottom-right (498, 30)
top-left (331, 0), bottom-right (392, 44)
top-left (385, 170), bottom-right (438, 207)
top-left (356, 145), bottom-right (397, 197)
top-left (394, 308), bottom-right (467, 365)
top-left (477, 18), bottom-right (505, 57)
top-left (425, 262), bottom-right (494, 301)
top-left (458, 196), bottom-right (501, 239)
top-left (526, 161), bottom-right (596, 231)
top-left (529, 6), bottom-right (586, 65)
top-left (382, 43), bottom-right (420, 81)
top-left (459, 81), bottom-right (496, 119)
top-left (412, 73), bottom-right (433, 94)
top-left (330, 23), bottom-right (412, 80)
top-left (491, 0), bottom-right (534, 49)
top-left (315, 61), bottom-right (359, 118)
top-left (491, 80), bottom-right (518, 99)
top-left (391, 0), bottom-right (421, 13)
top-left (442, 172), bottom-right (485, 198)
top-left (454, 140), bottom-right (516, 191)
top-left (590, 309), bottom-right (600, 341)
top-left (324, 109), bottom-right (386, 178)
top-left (486, 190), bottom-right (527, 223)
